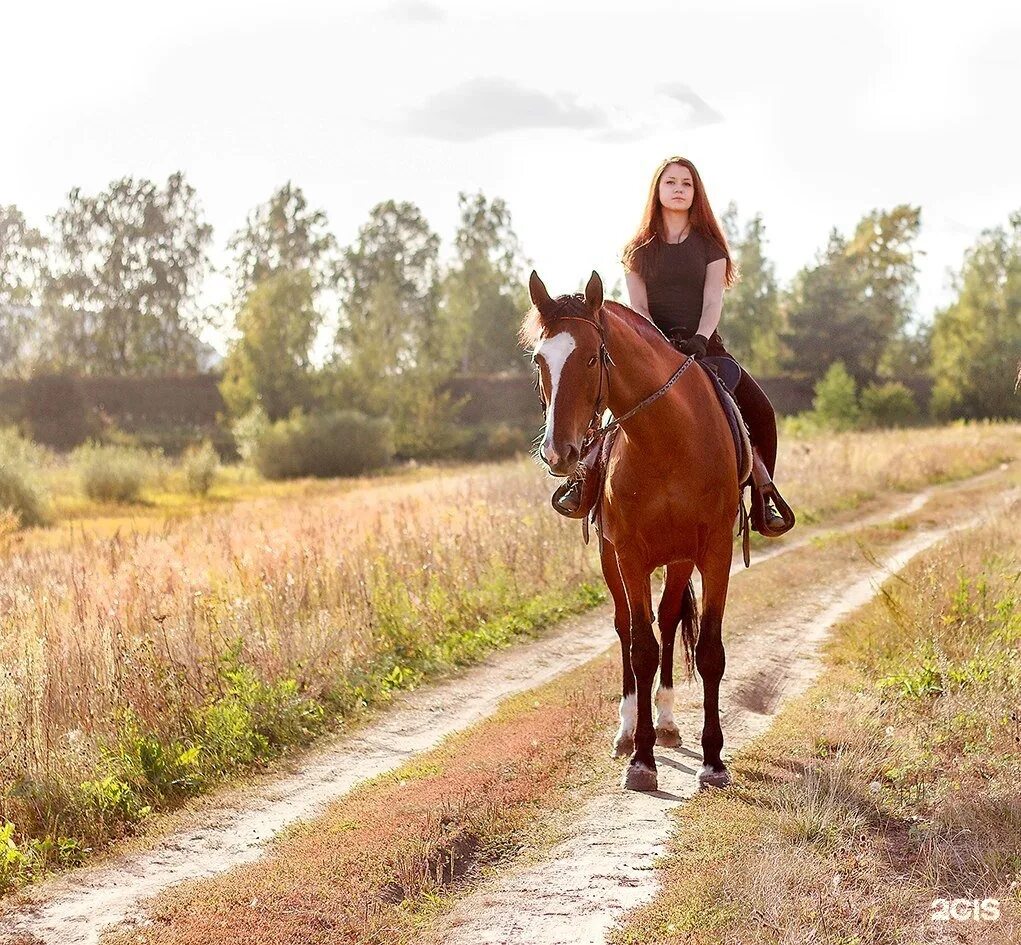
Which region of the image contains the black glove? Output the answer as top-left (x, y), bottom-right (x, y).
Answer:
top-left (675, 333), bottom-right (709, 358)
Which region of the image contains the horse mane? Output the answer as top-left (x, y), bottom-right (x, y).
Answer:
top-left (518, 294), bottom-right (672, 353)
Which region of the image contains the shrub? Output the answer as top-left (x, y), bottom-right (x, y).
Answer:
top-left (0, 425), bottom-right (51, 467)
top-left (0, 427), bottom-right (49, 527)
top-left (483, 423), bottom-right (532, 459)
top-left (230, 405), bottom-right (270, 463)
top-left (0, 464), bottom-right (47, 528)
top-left (811, 362), bottom-right (861, 431)
top-left (73, 442), bottom-right (152, 503)
top-left (251, 409), bottom-right (394, 480)
top-left (181, 440), bottom-right (219, 496)
top-left (860, 381), bottom-right (918, 428)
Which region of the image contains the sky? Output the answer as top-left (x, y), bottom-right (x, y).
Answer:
top-left (4, 0), bottom-right (1020, 358)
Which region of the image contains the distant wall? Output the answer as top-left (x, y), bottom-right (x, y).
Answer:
top-left (0, 373), bottom-right (227, 429)
top-left (0, 373), bottom-right (230, 455)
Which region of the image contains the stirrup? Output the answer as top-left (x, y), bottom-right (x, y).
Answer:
top-left (551, 478), bottom-right (586, 518)
top-left (749, 448), bottom-right (795, 538)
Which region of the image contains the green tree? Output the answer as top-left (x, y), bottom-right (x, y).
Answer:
top-left (330, 201), bottom-right (466, 455)
top-left (930, 211), bottom-right (1021, 420)
top-left (0, 204), bottom-right (46, 377)
top-left (440, 191), bottom-right (530, 373)
top-left (811, 361), bottom-right (861, 431)
top-left (845, 205), bottom-right (922, 374)
top-left (334, 199), bottom-right (441, 381)
top-left (720, 203), bottom-right (782, 374)
top-left (782, 230), bottom-right (873, 384)
top-left (42, 173), bottom-right (212, 376)
top-left (783, 206), bottom-right (921, 386)
top-left (219, 270), bottom-right (321, 421)
top-left (227, 182), bottom-right (336, 308)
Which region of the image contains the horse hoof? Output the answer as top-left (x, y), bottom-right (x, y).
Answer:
top-left (623, 761), bottom-right (658, 792)
top-left (655, 726), bottom-right (682, 747)
top-left (611, 735), bottom-right (634, 758)
top-left (697, 764), bottom-right (732, 789)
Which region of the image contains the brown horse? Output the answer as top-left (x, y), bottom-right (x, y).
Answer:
top-left (521, 270), bottom-right (739, 792)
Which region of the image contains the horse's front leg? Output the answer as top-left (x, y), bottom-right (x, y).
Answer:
top-left (615, 552), bottom-right (658, 791)
top-left (600, 539), bottom-right (636, 758)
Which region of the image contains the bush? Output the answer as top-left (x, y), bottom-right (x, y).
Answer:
top-left (483, 423), bottom-right (532, 459)
top-left (73, 442), bottom-right (152, 503)
top-left (0, 426), bottom-right (51, 467)
top-left (181, 440), bottom-right (219, 496)
top-left (231, 405), bottom-right (270, 463)
top-left (810, 362), bottom-right (861, 431)
top-left (252, 409), bottom-right (394, 480)
top-left (0, 427), bottom-right (49, 528)
top-left (860, 381), bottom-right (918, 428)
top-left (0, 463), bottom-right (48, 528)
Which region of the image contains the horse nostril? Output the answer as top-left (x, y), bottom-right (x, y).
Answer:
top-left (564, 444), bottom-right (579, 468)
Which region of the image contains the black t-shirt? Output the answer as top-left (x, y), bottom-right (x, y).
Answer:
top-left (632, 231), bottom-right (727, 338)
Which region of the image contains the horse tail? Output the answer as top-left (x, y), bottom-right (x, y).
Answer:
top-left (680, 578), bottom-right (700, 679)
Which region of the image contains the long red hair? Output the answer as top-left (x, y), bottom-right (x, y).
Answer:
top-left (621, 156), bottom-right (737, 288)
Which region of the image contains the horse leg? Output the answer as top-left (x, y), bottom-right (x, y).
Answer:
top-left (615, 552), bottom-right (659, 792)
top-left (655, 560), bottom-right (695, 747)
top-left (601, 539), bottom-right (636, 758)
top-left (695, 542), bottom-right (733, 788)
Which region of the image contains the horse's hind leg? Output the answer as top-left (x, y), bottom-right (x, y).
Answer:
top-left (695, 540), bottom-right (733, 789)
top-left (601, 539), bottom-right (636, 759)
top-left (655, 560), bottom-right (695, 747)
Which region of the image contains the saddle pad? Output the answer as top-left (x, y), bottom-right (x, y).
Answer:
top-left (697, 361), bottom-right (752, 486)
top-left (699, 355), bottom-right (742, 394)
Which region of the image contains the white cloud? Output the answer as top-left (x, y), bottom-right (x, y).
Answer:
top-left (382, 0), bottom-right (447, 22)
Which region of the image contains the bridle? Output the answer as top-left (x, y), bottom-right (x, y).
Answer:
top-left (545, 310), bottom-right (697, 455)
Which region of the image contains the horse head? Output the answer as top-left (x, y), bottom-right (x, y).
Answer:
top-left (523, 270), bottom-right (607, 477)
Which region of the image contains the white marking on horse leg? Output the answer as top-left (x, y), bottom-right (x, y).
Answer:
top-left (618, 692), bottom-right (637, 734)
top-left (654, 685), bottom-right (675, 730)
top-left (611, 692), bottom-right (637, 757)
top-left (535, 331), bottom-right (576, 461)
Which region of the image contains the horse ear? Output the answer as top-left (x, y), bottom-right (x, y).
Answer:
top-left (529, 270), bottom-right (553, 312)
top-left (584, 270), bottom-right (604, 313)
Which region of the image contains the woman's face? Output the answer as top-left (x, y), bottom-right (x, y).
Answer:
top-left (658, 163), bottom-right (694, 212)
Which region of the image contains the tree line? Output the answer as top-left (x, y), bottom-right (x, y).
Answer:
top-left (1, 175), bottom-right (1018, 439)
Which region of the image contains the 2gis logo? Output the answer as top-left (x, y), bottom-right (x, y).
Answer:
top-left (930, 898), bottom-right (1000, 922)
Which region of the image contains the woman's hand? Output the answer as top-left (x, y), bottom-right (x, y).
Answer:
top-left (676, 333), bottom-right (709, 358)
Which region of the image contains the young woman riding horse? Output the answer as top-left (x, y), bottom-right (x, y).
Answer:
top-left (555, 156), bottom-right (794, 534)
top-left (622, 155), bottom-right (794, 536)
top-left (523, 271), bottom-right (740, 792)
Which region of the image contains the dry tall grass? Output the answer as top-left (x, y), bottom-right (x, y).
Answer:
top-left (0, 422), bottom-right (1017, 890)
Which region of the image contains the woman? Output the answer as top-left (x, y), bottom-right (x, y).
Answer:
top-left (621, 155), bottom-right (793, 536)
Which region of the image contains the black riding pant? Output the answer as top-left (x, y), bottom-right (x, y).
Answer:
top-left (706, 332), bottom-right (778, 478)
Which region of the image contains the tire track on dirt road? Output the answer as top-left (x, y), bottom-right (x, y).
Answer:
top-left (0, 469), bottom-right (1011, 945)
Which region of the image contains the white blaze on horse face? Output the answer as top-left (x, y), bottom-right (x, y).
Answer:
top-left (535, 331), bottom-right (577, 466)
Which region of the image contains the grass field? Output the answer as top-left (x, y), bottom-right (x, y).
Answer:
top-left (77, 454), bottom-right (1019, 945)
top-left (0, 422), bottom-right (1018, 895)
